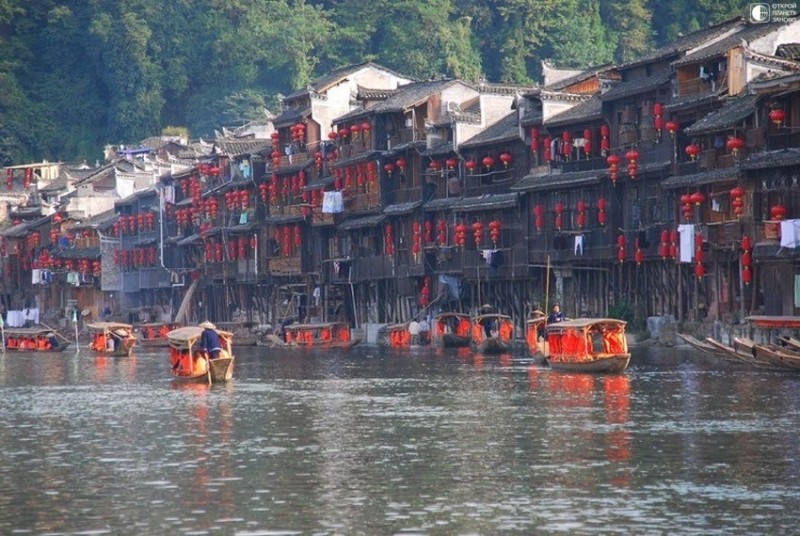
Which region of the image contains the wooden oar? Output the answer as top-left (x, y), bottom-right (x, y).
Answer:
top-left (206, 354), bottom-right (212, 386)
top-left (40, 322), bottom-right (70, 342)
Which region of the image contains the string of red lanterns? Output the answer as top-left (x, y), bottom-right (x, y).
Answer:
top-left (741, 235), bottom-right (752, 286)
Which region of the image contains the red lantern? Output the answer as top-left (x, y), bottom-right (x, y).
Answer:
top-left (597, 198), bottom-right (607, 227)
top-left (437, 219), bottom-right (447, 246)
top-left (472, 221), bottom-right (484, 248)
top-left (455, 223), bottom-right (467, 247)
top-left (328, 130), bottom-right (338, 140)
top-left (685, 144), bottom-right (701, 160)
top-left (607, 154), bottom-right (620, 185)
top-left (660, 230), bottom-right (670, 260)
top-left (424, 220), bottom-right (433, 244)
top-left (617, 234), bottom-right (626, 263)
top-left (555, 201), bottom-right (564, 231)
top-left (543, 136), bottom-right (552, 161)
top-left (726, 137), bottom-right (745, 156)
top-left (562, 131), bottom-right (573, 159)
top-left (384, 162), bottom-right (395, 175)
top-left (429, 160), bottom-right (441, 171)
top-left (499, 153), bottom-right (512, 168)
top-left (771, 204), bottom-right (787, 221)
top-left (654, 103), bottom-right (664, 133)
top-left (635, 244), bottom-right (644, 266)
top-left (695, 262), bottom-right (705, 279)
top-left (446, 158), bottom-right (458, 170)
top-left (690, 191), bottom-right (705, 206)
top-left (770, 108), bottom-right (786, 126)
top-left (666, 120), bottom-right (679, 137)
top-left (534, 204), bottom-right (544, 232)
top-left (396, 157), bottom-right (407, 173)
top-left (576, 200), bottom-right (586, 229)
top-left (531, 127), bottom-right (539, 154)
top-left (482, 156), bottom-right (494, 170)
top-left (385, 223), bottom-right (395, 255)
top-left (465, 160), bottom-right (477, 173)
top-left (489, 220), bottom-right (501, 245)
top-left (600, 125), bottom-right (610, 154)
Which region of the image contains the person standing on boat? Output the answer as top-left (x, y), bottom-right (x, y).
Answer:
top-left (199, 321), bottom-right (222, 360)
top-left (548, 304), bottom-right (565, 324)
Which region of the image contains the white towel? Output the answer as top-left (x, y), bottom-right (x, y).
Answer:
top-left (677, 224), bottom-right (695, 263)
top-left (322, 191), bottom-right (335, 213)
top-left (780, 219), bottom-right (800, 248)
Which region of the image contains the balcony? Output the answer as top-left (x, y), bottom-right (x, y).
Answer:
top-left (268, 256), bottom-right (301, 276)
top-left (677, 72), bottom-right (728, 98)
top-left (387, 128), bottom-right (426, 149)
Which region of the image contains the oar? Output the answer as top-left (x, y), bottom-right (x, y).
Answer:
top-left (206, 353), bottom-right (212, 386)
top-left (40, 322), bottom-right (70, 342)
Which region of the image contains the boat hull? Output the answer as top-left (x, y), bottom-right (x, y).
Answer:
top-left (754, 344), bottom-right (800, 370)
top-left (172, 356), bottom-right (235, 383)
top-left (439, 333), bottom-right (471, 348)
top-left (547, 354), bottom-right (630, 373)
top-left (477, 338), bottom-right (511, 354)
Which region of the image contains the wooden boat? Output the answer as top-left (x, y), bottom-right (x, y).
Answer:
top-left (2, 327), bottom-right (69, 352)
top-left (753, 343), bottom-right (800, 371)
top-left (677, 332), bottom-right (732, 360)
top-left (778, 335), bottom-right (800, 352)
top-left (167, 325), bottom-right (235, 383)
top-left (472, 314), bottom-right (514, 354)
top-left (525, 314), bottom-right (548, 356)
top-left (545, 318), bottom-right (630, 373)
top-left (215, 321), bottom-right (259, 346)
top-left (432, 313), bottom-right (472, 347)
top-left (704, 336), bottom-right (774, 367)
top-left (86, 322), bottom-right (136, 357)
top-left (284, 322), bottom-right (360, 348)
top-left (137, 322), bottom-right (181, 347)
top-left (377, 322), bottom-right (411, 347)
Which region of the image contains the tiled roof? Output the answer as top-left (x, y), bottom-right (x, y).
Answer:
top-left (621, 17), bottom-right (744, 69)
top-left (214, 139), bottom-right (271, 157)
top-left (272, 107), bottom-right (311, 128)
top-left (177, 233), bottom-right (201, 246)
top-left (544, 63), bottom-right (616, 91)
top-left (459, 112), bottom-right (520, 148)
top-left (452, 193), bottom-right (519, 212)
top-left (358, 86), bottom-right (400, 100)
top-left (684, 94), bottom-right (761, 134)
top-left (512, 169), bottom-right (602, 192)
top-left (285, 61), bottom-right (411, 101)
top-left (52, 246), bottom-right (101, 260)
top-left (421, 141), bottom-right (453, 157)
top-left (227, 222), bottom-right (259, 234)
top-left (664, 90), bottom-right (724, 113)
top-left (383, 201), bottom-right (422, 216)
top-left (660, 167), bottom-right (740, 189)
top-left (673, 22), bottom-right (786, 66)
top-left (740, 148), bottom-right (800, 169)
top-left (331, 150), bottom-right (381, 169)
top-left (334, 79), bottom-right (468, 123)
top-left (0, 220), bottom-right (34, 238)
top-left (545, 96), bottom-right (603, 127)
top-left (423, 197), bottom-right (460, 212)
top-left (600, 71), bottom-right (672, 102)
top-left (272, 160), bottom-right (311, 176)
top-left (69, 209), bottom-right (117, 230)
top-left (338, 214), bottom-right (385, 231)
top-left (777, 43), bottom-right (800, 60)
top-left (263, 214), bottom-right (306, 225)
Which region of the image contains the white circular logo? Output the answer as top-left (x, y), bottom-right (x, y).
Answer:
top-left (751, 4), bottom-right (770, 22)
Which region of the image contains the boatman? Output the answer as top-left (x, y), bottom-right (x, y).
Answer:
top-left (199, 321), bottom-right (223, 360)
top-left (548, 304), bottom-right (565, 324)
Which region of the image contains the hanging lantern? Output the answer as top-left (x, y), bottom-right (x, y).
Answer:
top-left (607, 154), bottom-right (620, 185)
top-left (489, 220), bottom-right (501, 245)
top-left (293, 224), bottom-right (302, 248)
top-left (597, 198), bottom-right (607, 227)
top-left (328, 130), bottom-right (338, 140)
top-left (695, 262), bottom-right (705, 279)
top-left (583, 128), bottom-right (592, 157)
top-left (685, 143), bottom-right (701, 160)
top-left (499, 153), bottom-right (512, 168)
top-left (424, 220), bottom-right (433, 244)
top-left (666, 120), bottom-right (679, 137)
top-left (555, 201), bottom-right (564, 231)
top-left (455, 223), bottom-right (467, 247)
top-left (396, 157), bottom-right (407, 173)
top-left (429, 160), bottom-right (441, 172)
top-left (562, 131), bottom-right (573, 159)
top-left (769, 108), bottom-right (786, 126)
top-left (472, 221), bottom-right (484, 248)
top-left (730, 186), bottom-right (745, 217)
top-left (771, 204), bottom-right (787, 221)
top-left (437, 219), bottom-right (447, 246)
top-left (654, 103), bottom-right (664, 133)
top-left (543, 136), bottom-right (552, 161)
top-left (445, 157), bottom-right (458, 170)
top-left (531, 127), bottom-right (540, 154)
top-left (626, 148), bottom-right (640, 179)
top-left (690, 191), bottom-right (705, 206)
top-left (482, 156), bottom-right (495, 170)
top-left (726, 136), bottom-right (745, 156)
top-left (670, 230), bottom-right (678, 260)
top-left (412, 221), bottom-right (422, 255)
top-left (659, 229), bottom-right (670, 259)
top-left (576, 200), bottom-right (586, 229)
top-left (741, 235), bottom-right (752, 286)
top-left (600, 125), bottom-right (610, 155)
top-left (465, 160), bottom-right (477, 173)
top-left (534, 204), bottom-right (544, 232)
top-left (385, 223), bottom-right (395, 256)
top-left (617, 234), bottom-right (626, 263)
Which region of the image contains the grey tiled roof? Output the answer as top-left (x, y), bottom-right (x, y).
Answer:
top-left (383, 201), bottom-right (422, 216)
top-left (673, 22), bottom-right (788, 66)
top-left (740, 148), bottom-right (800, 169)
top-left (52, 246), bottom-right (101, 260)
top-left (285, 61), bottom-right (411, 101)
top-left (452, 193), bottom-right (519, 212)
top-left (545, 96), bottom-right (603, 127)
top-left (664, 90), bottom-right (724, 113)
top-left (334, 79), bottom-right (468, 122)
top-left (512, 169), bottom-right (602, 192)
top-left (459, 112), bottom-right (520, 148)
top-left (69, 209), bottom-right (117, 230)
top-left (272, 107), bottom-right (311, 128)
top-left (263, 214), bottom-right (306, 225)
top-left (214, 139), bottom-right (271, 157)
top-left (423, 197), bottom-right (460, 212)
top-left (544, 63), bottom-right (616, 91)
top-left (421, 141), bottom-right (453, 157)
top-left (660, 167), bottom-right (740, 189)
top-left (337, 214), bottom-right (385, 231)
top-left (777, 43), bottom-right (800, 60)
top-left (684, 94), bottom-right (761, 134)
top-left (600, 71), bottom-right (672, 102)
top-left (621, 17), bottom-right (743, 69)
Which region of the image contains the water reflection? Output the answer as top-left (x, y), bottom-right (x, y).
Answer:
top-left (0, 344), bottom-right (799, 534)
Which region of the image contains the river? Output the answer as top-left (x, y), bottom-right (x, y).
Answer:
top-left (0, 343), bottom-right (799, 535)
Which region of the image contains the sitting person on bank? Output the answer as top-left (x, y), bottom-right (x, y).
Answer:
top-left (199, 321), bottom-right (223, 359)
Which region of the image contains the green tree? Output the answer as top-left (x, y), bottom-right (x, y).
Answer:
top-left (545, 0), bottom-right (615, 68)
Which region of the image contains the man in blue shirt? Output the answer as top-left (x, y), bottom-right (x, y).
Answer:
top-left (199, 321), bottom-right (222, 359)
top-left (548, 304), bottom-right (565, 324)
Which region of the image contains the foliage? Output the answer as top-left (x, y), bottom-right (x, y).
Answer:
top-left (0, 0), bottom-right (750, 164)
